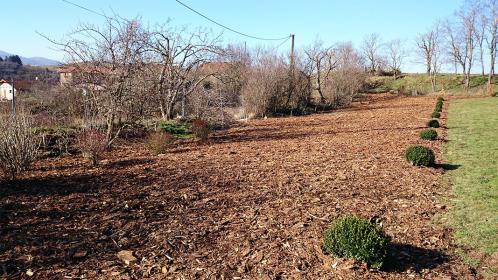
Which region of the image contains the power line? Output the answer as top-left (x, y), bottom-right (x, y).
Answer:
top-left (271, 36), bottom-right (291, 52)
top-left (61, 0), bottom-right (108, 19)
top-left (62, 0), bottom-right (291, 43)
top-left (176, 0), bottom-right (290, 41)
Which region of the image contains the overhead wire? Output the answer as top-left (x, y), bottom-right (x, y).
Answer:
top-left (61, 0), bottom-right (109, 19)
top-left (270, 36), bottom-right (291, 52)
top-left (61, 0), bottom-right (292, 49)
top-left (175, 0), bottom-right (290, 41)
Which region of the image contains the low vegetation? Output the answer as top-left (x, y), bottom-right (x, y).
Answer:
top-left (146, 131), bottom-right (175, 155)
top-left (191, 119), bottom-right (211, 142)
top-left (427, 119), bottom-right (440, 128)
top-left (159, 121), bottom-right (192, 139)
top-left (405, 145), bottom-right (436, 166)
top-left (444, 97), bottom-right (498, 254)
top-left (0, 114), bottom-right (39, 180)
top-left (419, 129), bottom-right (438, 140)
top-left (76, 129), bottom-right (107, 167)
top-left (323, 215), bottom-right (390, 269)
top-left (431, 111), bottom-right (441, 118)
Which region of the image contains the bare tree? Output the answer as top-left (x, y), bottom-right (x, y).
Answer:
top-left (304, 39), bottom-right (337, 103)
top-left (485, 0), bottom-right (498, 88)
top-left (241, 49), bottom-right (311, 118)
top-left (461, 6), bottom-right (478, 88)
top-left (327, 42), bottom-right (366, 106)
top-left (476, 4), bottom-right (488, 76)
top-left (385, 39), bottom-right (407, 80)
top-left (45, 17), bottom-right (150, 148)
top-left (416, 31), bottom-right (435, 76)
top-left (444, 20), bottom-right (467, 78)
top-left (361, 33), bottom-right (383, 73)
top-left (148, 25), bottom-right (221, 120)
top-left (416, 24), bottom-right (442, 91)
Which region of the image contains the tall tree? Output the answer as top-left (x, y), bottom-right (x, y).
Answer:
top-left (304, 39), bottom-right (337, 103)
top-left (476, 4), bottom-right (488, 76)
top-left (457, 5), bottom-right (478, 88)
top-left (485, 0), bottom-right (498, 88)
top-left (416, 24), bottom-right (442, 92)
top-left (385, 39), bottom-right (407, 80)
top-left (46, 17), bottom-right (150, 148)
top-left (148, 26), bottom-right (221, 119)
top-left (361, 33), bottom-right (382, 73)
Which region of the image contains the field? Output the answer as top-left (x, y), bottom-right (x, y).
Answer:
top-left (0, 94), bottom-right (479, 279)
top-left (443, 97), bottom-right (498, 276)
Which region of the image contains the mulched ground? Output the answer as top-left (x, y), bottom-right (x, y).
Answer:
top-left (0, 94), bottom-right (477, 279)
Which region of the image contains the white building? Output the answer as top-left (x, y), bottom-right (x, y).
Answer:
top-left (0, 80), bottom-right (16, 101)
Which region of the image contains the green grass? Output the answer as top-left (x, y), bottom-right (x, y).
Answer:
top-left (444, 97), bottom-right (498, 254)
top-left (368, 74), bottom-right (494, 95)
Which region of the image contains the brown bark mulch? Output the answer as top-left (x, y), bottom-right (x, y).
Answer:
top-left (0, 94), bottom-right (475, 279)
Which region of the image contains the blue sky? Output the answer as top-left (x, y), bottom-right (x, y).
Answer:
top-left (3, 0), bottom-right (465, 72)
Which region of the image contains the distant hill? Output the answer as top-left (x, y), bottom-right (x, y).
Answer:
top-left (0, 50), bottom-right (61, 66)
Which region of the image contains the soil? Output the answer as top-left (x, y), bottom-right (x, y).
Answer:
top-left (0, 94), bottom-right (476, 279)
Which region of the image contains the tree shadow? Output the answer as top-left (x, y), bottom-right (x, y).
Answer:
top-left (0, 174), bottom-right (99, 198)
top-left (384, 243), bottom-right (449, 273)
top-left (210, 125), bottom-right (428, 145)
top-left (103, 157), bottom-right (154, 169)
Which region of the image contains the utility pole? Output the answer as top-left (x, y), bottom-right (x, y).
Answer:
top-left (290, 34), bottom-right (295, 70)
top-left (11, 78), bottom-right (16, 116)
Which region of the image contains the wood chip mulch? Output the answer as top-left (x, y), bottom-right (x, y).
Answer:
top-left (0, 94), bottom-right (475, 279)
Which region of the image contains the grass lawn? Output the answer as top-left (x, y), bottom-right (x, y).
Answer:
top-left (444, 97), bottom-right (498, 254)
top-left (368, 74), bottom-right (496, 95)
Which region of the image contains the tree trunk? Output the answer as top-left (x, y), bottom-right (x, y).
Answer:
top-left (105, 112), bottom-right (115, 150)
top-left (489, 31), bottom-right (497, 87)
top-left (480, 48), bottom-right (485, 76)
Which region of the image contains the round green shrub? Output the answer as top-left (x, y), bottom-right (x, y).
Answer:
top-left (323, 216), bottom-right (390, 269)
top-left (427, 119), bottom-right (440, 128)
top-left (405, 145), bottom-right (436, 166)
top-left (419, 129), bottom-right (438, 140)
top-left (437, 96), bottom-right (444, 102)
top-left (434, 101), bottom-right (443, 112)
top-left (431, 111), bottom-right (441, 118)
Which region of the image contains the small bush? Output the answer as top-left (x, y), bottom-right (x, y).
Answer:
top-left (405, 145), bottom-right (435, 166)
top-left (159, 121), bottom-right (191, 136)
top-left (419, 129), bottom-right (438, 140)
top-left (146, 132), bottom-right (175, 155)
top-left (427, 119), bottom-right (440, 128)
top-left (434, 101), bottom-right (443, 112)
top-left (0, 114), bottom-right (39, 180)
top-left (76, 129), bottom-right (106, 167)
top-left (323, 216), bottom-right (390, 269)
top-left (437, 96), bottom-right (444, 102)
top-left (35, 127), bottom-right (76, 156)
top-left (431, 111), bottom-right (441, 118)
top-left (191, 119), bottom-right (211, 142)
